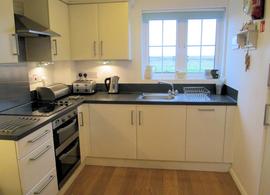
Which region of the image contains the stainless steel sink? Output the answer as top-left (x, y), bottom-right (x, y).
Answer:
top-left (140, 93), bottom-right (175, 100)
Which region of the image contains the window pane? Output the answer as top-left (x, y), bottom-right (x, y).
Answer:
top-left (201, 46), bottom-right (215, 71)
top-left (163, 47), bottom-right (176, 72)
top-left (187, 46), bottom-right (201, 72)
top-left (202, 19), bottom-right (217, 45)
top-left (187, 57), bottom-right (200, 72)
top-left (149, 20), bottom-right (162, 46)
top-left (187, 20), bottom-right (202, 45)
top-left (149, 47), bottom-right (162, 72)
top-left (163, 20), bottom-right (177, 46)
top-left (201, 46), bottom-right (215, 57)
top-left (187, 46), bottom-right (200, 57)
top-left (201, 57), bottom-right (215, 71)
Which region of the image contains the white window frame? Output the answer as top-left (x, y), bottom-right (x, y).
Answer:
top-left (142, 10), bottom-right (225, 80)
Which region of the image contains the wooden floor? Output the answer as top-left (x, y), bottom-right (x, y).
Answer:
top-left (65, 166), bottom-right (240, 195)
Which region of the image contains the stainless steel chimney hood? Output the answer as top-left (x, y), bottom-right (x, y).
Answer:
top-left (14, 14), bottom-right (60, 37)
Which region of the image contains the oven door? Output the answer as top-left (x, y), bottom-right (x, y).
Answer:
top-left (54, 117), bottom-right (78, 148)
top-left (56, 138), bottom-right (80, 188)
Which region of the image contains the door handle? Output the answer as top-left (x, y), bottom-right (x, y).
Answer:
top-left (28, 130), bottom-right (50, 143)
top-left (138, 111), bottom-right (142, 126)
top-left (53, 39), bottom-right (58, 56)
top-left (131, 110), bottom-right (134, 125)
top-left (12, 34), bottom-right (20, 56)
top-left (33, 175), bottom-right (55, 194)
top-left (100, 41), bottom-right (103, 57)
top-left (93, 41), bottom-right (97, 57)
top-left (198, 108), bottom-right (215, 112)
top-left (79, 112), bottom-right (84, 126)
top-left (29, 145), bottom-right (52, 161)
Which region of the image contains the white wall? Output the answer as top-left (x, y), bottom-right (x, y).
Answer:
top-left (66, 0), bottom-right (228, 83)
top-left (27, 61), bottom-right (75, 90)
top-left (225, 0), bottom-right (270, 195)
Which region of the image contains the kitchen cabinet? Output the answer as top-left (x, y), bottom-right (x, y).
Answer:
top-left (48, 0), bottom-right (71, 61)
top-left (78, 104), bottom-right (91, 162)
top-left (186, 106), bottom-right (226, 162)
top-left (69, 4), bottom-right (99, 60)
top-left (89, 104), bottom-right (136, 159)
top-left (0, 0), bottom-right (19, 64)
top-left (69, 2), bottom-right (130, 60)
top-left (137, 105), bottom-right (186, 161)
top-left (24, 0), bottom-right (71, 61)
top-left (86, 104), bottom-right (233, 166)
top-left (0, 123), bottom-right (58, 195)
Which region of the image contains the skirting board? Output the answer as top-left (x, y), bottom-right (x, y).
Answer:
top-left (85, 157), bottom-right (232, 172)
top-left (229, 168), bottom-right (248, 195)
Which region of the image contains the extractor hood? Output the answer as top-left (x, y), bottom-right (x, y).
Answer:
top-left (14, 14), bottom-right (60, 37)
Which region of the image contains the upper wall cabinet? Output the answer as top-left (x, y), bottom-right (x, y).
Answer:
top-left (24, 0), bottom-right (71, 61)
top-left (69, 2), bottom-right (131, 61)
top-left (0, 0), bottom-right (19, 64)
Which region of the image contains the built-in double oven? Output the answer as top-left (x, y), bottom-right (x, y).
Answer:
top-left (52, 109), bottom-right (81, 189)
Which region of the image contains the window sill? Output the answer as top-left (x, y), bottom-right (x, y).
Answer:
top-left (144, 73), bottom-right (221, 84)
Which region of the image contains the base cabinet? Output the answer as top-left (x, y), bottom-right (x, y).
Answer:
top-left (186, 106), bottom-right (226, 162)
top-left (137, 105), bottom-right (186, 161)
top-left (0, 123), bottom-right (57, 195)
top-left (86, 104), bottom-right (234, 164)
top-left (89, 104), bottom-right (137, 159)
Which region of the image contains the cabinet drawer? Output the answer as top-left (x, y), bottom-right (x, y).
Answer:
top-left (16, 123), bottom-right (53, 159)
top-left (19, 139), bottom-right (56, 194)
top-left (186, 106), bottom-right (226, 162)
top-left (26, 169), bottom-right (58, 195)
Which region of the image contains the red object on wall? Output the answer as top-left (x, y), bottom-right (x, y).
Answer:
top-left (252, 0), bottom-right (265, 20)
top-left (260, 20), bottom-right (265, 32)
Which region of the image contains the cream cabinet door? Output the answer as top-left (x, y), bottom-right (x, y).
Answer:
top-left (69, 4), bottom-right (99, 60)
top-left (78, 104), bottom-right (91, 162)
top-left (48, 0), bottom-right (71, 61)
top-left (186, 106), bottom-right (226, 162)
top-left (89, 104), bottom-right (136, 159)
top-left (0, 0), bottom-right (18, 64)
top-left (98, 2), bottom-right (130, 60)
top-left (137, 105), bottom-right (186, 161)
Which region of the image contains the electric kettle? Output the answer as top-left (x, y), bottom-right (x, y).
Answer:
top-left (104, 76), bottom-right (120, 94)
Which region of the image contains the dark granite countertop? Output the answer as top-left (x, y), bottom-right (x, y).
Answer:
top-left (82, 92), bottom-right (237, 106)
top-left (0, 92), bottom-right (237, 141)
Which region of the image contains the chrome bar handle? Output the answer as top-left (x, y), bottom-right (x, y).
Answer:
top-left (12, 34), bottom-right (20, 56)
top-left (33, 175), bottom-right (55, 194)
top-left (29, 145), bottom-right (52, 161)
top-left (198, 108), bottom-right (215, 112)
top-left (93, 41), bottom-right (97, 57)
top-left (79, 112), bottom-right (84, 127)
top-left (53, 39), bottom-right (58, 56)
top-left (100, 41), bottom-right (103, 57)
top-left (131, 110), bottom-right (134, 125)
top-left (138, 111), bottom-right (142, 126)
top-left (28, 130), bottom-right (50, 143)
